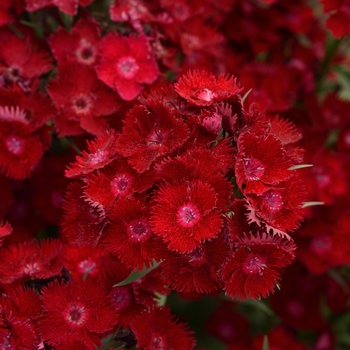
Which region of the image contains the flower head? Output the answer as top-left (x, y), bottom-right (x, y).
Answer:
top-left (38, 279), bottom-right (118, 347)
top-left (96, 33), bottom-right (159, 101)
top-left (174, 70), bottom-right (242, 106)
top-left (151, 180), bottom-right (223, 253)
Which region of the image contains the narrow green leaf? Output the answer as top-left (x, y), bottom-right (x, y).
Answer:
top-left (113, 260), bottom-right (160, 287)
top-left (240, 299), bottom-right (275, 317)
top-left (262, 335), bottom-right (269, 350)
top-left (59, 12), bottom-right (73, 31)
top-left (302, 201), bottom-right (324, 208)
top-left (242, 88), bottom-right (252, 104)
top-left (288, 164), bottom-right (313, 170)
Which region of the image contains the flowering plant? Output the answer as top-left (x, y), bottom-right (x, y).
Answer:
top-left (1, 0), bottom-right (350, 349)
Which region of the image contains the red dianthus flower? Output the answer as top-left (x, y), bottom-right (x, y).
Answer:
top-left (96, 33), bottom-right (159, 101)
top-left (130, 306), bottom-right (196, 350)
top-left (151, 180), bottom-right (223, 253)
top-left (38, 279), bottom-right (118, 348)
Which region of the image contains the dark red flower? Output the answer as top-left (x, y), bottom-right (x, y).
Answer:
top-left (38, 279), bottom-right (118, 347)
top-left (130, 306), bottom-right (196, 350)
top-left (159, 236), bottom-right (227, 293)
top-left (321, 0), bottom-right (350, 38)
top-left (48, 65), bottom-right (121, 136)
top-left (50, 18), bottom-right (100, 67)
top-left (96, 33), bottom-right (159, 101)
top-left (26, 0), bottom-right (94, 15)
top-left (103, 198), bottom-right (157, 269)
top-left (0, 239), bottom-right (63, 284)
top-left (0, 121), bottom-right (44, 179)
top-left (61, 181), bottom-right (107, 246)
top-left (252, 326), bottom-right (307, 350)
top-left (116, 100), bottom-right (189, 173)
top-left (174, 70), bottom-right (242, 106)
top-left (151, 180), bottom-right (223, 253)
top-left (0, 32), bottom-right (52, 86)
top-left (220, 233), bottom-right (295, 300)
top-left (65, 129), bottom-right (119, 178)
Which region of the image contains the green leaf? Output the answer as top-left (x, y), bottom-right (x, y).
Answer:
top-left (302, 201), bottom-right (324, 208)
top-left (288, 164), bottom-right (313, 170)
top-left (240, 299), bottom-right (275, 317)
top-left (262, 335), bottom-right (269, 350)
top-left (241, 88), bottom-right (252, 104)
top-left (59, 12), bottom-right (73, 31)
top-left (113, 260), bottom-right (160, 287)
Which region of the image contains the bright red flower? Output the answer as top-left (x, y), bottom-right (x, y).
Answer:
top-left (50, 18), bottom-right (100, 67)
top-left (83, 158), bottom-right (155, 207)
top-left (174, 70), bottom-right (242, 106)
top-left (220, 233), bottom-right (295, 300)
top-left (65, 129), bottom-right (119, 178)
top-left (48, 65), bottom-right (121, 136)
top-left (0, 32), bottom-right (52, 86)
top-left (61, 181), bottom-right (107, 246)
top-left (246, 175), bottom-right (307, 234)
top-left (96, 33), bottom-right (159, 101)
top-left (103, 198), bottom-right (157, 269)
top-left (130, 306), bottom-right (196, 350)
top-left (0, 121), bottom-right (44, 179)
top-left (116, 101), bottom-right (189, 173)
top-left (38, 279), bottom-right (118, 348)
top-left (0, 239), bottom-right (62, 284)
top-left (0, 1), bottom-right (24, 27)
top-left (235, 132), bottom-right (293, 194)
top-left (151, 180), bottom-right (223, 253)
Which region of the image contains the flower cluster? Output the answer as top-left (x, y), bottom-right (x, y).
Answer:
top-left (0, 0), bottom-right (350, 349)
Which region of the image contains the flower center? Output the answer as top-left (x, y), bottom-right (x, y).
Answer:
top-left (72, 94), bottom-right (92, 115)
top-left (242, 253), bottom-right (266, 276)
top-left (127, 217), bottom-right (152, 242)
top-left (0, 105), bottom-right (27, 124)
top-left (152, 336), bottom-right (169, 349)
top-left (263, 190), bottom-right (283, 212)
top-left (111, 173), bottom-right (133, 198)
top-left (64, 303), bottom-right (87, 325)
top-left (77, 258), bottom-right (98, 276)
top-left (116, 56), bottom-right (139, 79)
top-left (76, 39), bottom-right (96, 65)
top-left (5, 135), bottom-right (25, 155)
top-left (176, 202), bottom-right (201, 228)
top-left (197, 88), bottom-right (216, 102)
top-left (185, 246), bottom-right (206, 265)
top-left (244, 157), bottom-right (265, 181)
top-left (87, 149), bottom-right (108, 166)
top-left (110, 287), bottom-right (132, 310)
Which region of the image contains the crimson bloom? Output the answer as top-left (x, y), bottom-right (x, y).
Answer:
top-left (151, 179), bottom-right (223, 253)
top-left (174, 70), bottom-right (242, 106)
top-left (0, 239), bottom-right (63, 284)
top-left (103, 198), bottom-right (157, 269)
top-left (220, 234), bottom-right (295, 300)
top-left (116, 100), bottom-right (189, 173)
top-left (130, 306), bottom-right (196, 350)
top-left (96, 33), bottom-right (159, 101)
top-left (38, 279), bottom-right (118, 348)
top-left (65, 129), bottom-right (119, 178)
top-left (49, 18), bottom-right (100, 67)
top-left (0, 32), bottom-right (52, 86)
top-left (48, 65), bottom-right (121, 136)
